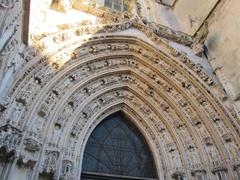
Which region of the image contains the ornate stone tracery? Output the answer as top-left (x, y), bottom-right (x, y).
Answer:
top-left (0, 1), bottom-right (239, 179)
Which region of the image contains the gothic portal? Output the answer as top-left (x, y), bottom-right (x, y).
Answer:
top-left (0, 0), bottom-right (240, 180)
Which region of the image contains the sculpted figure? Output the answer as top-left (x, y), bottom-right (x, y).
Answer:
top-left (65, 136), bottom-right (76, 157)
top-left (62, 160), bottom-right (73, 176)
top-left (191, 22), bottom-right (208, 56)
top-left (64, 103), bottom-right (73, 115)
top-left (226, 142), bottom-right (240, 159)
top-left (46, 91), bottom-right (58, 104)
top-left (214, 120), bottom-right (226, 135)
top-left (9, 102), bottom-right (25, 126)
top-left (42, 151), bottom-right (59, 173)
top-left (197, 122), bottom-right (209, 139)
top-left (189, 149), bottom-right (200, 165)
top-left (170, 153), bottom-right (181, 170)
top-left (207, 145), bottom-right (219, 162)
top-left (31, 117), bottom-right (43, 139)
top-left (49, 124), bottom-right (61, 147)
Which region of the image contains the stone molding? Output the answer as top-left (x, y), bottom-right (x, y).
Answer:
top-left (0, 35), bottom-right (239, 179)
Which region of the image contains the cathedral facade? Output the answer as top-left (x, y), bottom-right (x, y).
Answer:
top-left (0, 0), bottom-right (239, 179)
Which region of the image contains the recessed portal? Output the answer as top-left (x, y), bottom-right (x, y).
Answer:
top-left (81, 112), bottom-right (157, 180)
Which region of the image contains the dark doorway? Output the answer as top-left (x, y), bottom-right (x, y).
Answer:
top-left (81, 112), bottom-right (157, 180)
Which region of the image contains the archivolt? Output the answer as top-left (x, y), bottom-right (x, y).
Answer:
top-left (73, 101), bottom-right (165, 180)
top-left (2, 35), bottom-right (239, 179)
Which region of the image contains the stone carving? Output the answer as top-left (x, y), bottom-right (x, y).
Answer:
top-left (196, 94), bottom-right (207, 106)
top-left (17, 150), bottom-right (37, 168)
top-left (225, 141), bottom-right (240, 160)
top-left (38, 103), bottom-right (48, 117)
top-left (61, 160), bottom-right (74, 180)
top-left (64, 136), bottom-right (76, 158)
top-left (40, 150), bottom-right (59, 174)
top-left (0, 104), bottom-right (6, 117)
top-left (0, 22), bottom-right (238, 179)
top-left (182, 81), bottom-right (192, 89)
top-left (48, 123), bottom-right (62, 147)
top-left (207, 145), bottom-right (220, 162)
top-left (0, 124), bottom-right (22, 152)
top-left (23, 137), bottom-right (41, 152)
top-left (5, 100), bottom-right (26, 127)
top-left (20, 47), bottom-right (39, 63)
top-left (188, 148), bottom-right (200, 167)
top-left (0, 0), bottom-right (18, 8)
top-left (137, 8), bottom-right (193, 46)
top-left (46, 90), bottom-right (59, 105)
top-left (210, 162), bottom-right (227, 173)
top-left (191, 22), bottom-right (209, 56)
top-left (28, 115), bottom-right (46, 140)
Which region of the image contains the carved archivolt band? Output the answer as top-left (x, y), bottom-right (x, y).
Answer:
top-left (0, 35), bottom-right (239, 179)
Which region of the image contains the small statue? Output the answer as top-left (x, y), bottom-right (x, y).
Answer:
top-left (195, 22), bottom-right (209, 44)
top-left (191, 22), bottom-right (209, 57)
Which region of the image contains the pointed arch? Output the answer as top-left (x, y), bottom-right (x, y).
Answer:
top-left (2, 33), bottom-right (239, 180)
top-left (76, 101), bottom-right (165, 180)
top-left (81, 111), bottom-right (158, 179)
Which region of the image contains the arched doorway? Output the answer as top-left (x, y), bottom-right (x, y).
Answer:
top-left (81, 112), bottom-right (158, 180)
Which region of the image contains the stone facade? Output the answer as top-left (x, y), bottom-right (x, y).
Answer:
top-left (0, 0), bottom-right (239, 180)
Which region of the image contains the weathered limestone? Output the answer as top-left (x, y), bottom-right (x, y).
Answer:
top-left (206, 0), bottom-right (240, 102)
top-left (0, 0), bottom-right (239, 180)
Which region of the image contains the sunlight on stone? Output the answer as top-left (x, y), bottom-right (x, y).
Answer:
top-left (0, 0), bottom-right (240, 180)
top-left (30, 6), bottom-right (98, 35)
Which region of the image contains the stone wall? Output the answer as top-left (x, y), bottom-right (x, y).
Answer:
top-left (173, 0), bottom-right (218, 35)
top-left (206, 0), bottom-right (240, 102)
